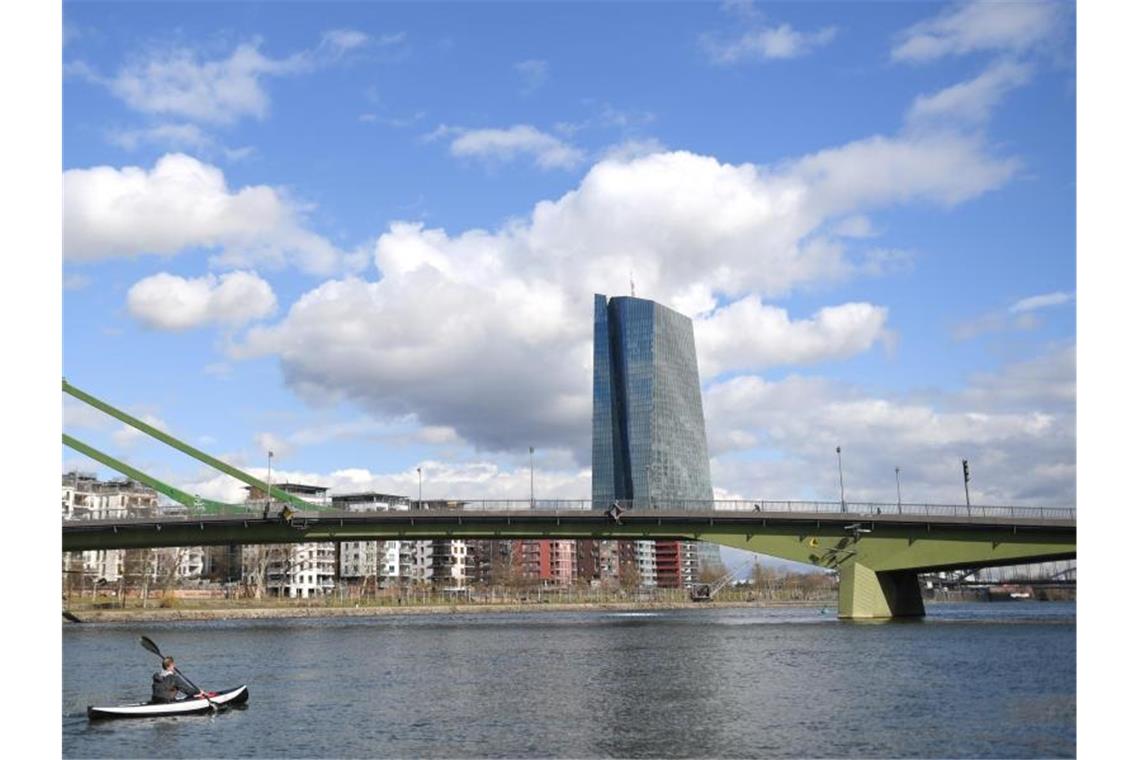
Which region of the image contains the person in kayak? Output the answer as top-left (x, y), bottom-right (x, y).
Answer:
top-left (151, 656), bottom-right (206, 703)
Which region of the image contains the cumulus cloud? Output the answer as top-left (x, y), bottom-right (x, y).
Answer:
top-left (704, 344), bottom-right (1074, 505)
top-left (234, 133), bottom-right (1014, 456)
top-left (64, 153), bottom-right (352, 274)
top-left (179, 460), bottom-right (590, 504)
top-left (434, 124), bottom-right (586, 170)
top-left (70, 32), bottom-right (371, 124)
top-left (892, 1), bottom-right (1065, 63)
top-left (703, 23), bottom-right (838, 63)
top-left (907, 60), bottom-right (1033, 126)
top-left (695, 296), bottom-right (890, 377)
top-left (127, 271), bottom-right (277, 331)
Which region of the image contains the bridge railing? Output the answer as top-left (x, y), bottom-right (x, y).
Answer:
top-left (62, 498), bottom-right (1076, 523)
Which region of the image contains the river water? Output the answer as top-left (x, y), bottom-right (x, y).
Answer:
top-left (62, 602), bottom-right (1075, 758)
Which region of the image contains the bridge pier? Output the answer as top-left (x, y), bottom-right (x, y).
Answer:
top-left (838, 563), bottom-right (925, 620)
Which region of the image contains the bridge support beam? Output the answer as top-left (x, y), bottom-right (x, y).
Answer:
top-left (838, 563), bottom-right (925, 620)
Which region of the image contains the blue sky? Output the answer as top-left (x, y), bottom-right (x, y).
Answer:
top-left (61, 1), bottom-right (1076, 510)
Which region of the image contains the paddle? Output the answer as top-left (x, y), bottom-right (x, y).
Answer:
top-left (139, 636), bottom-right (225, 712)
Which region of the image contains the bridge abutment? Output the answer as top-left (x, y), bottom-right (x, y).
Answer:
top-left (838, 563), bottom-right (925, 620)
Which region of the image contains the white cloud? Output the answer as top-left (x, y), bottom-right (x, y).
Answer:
top-left (704, 344), bottom-right (1074, 505)
top-left (96, 42), bottom-right (307, 124)
top-left (235, 133), bottom-right (1013, 454)
top-left (64, 153), bottom-right (352, 275)
top-left (178, 460), bottom-right (590, 504)
top-left (833, 214), bottom-right (875, 238)
top-left (907, 60), bottom-right (1032, 126)
top-left (694, 296), bottom-right (890, 377)
top-left (443, 124), bottom-right (586, 170)
top-left (254, 432), bottom-right (294, 460)
top-left (112, 413), bottom-right (169, 448)
top-left (953, 292), bottom-right (1074, 340)
top-left (703, 23), bottom-right (838, 63)
top-left (319, 29), bottom-right (369, 57)
top-left (127, 271), bottom-right (277, 331)
top-left (1010, 291), bottom-right (1074, 313)
top-left (64, 399), bottom-right (112, 431)
top-left (107, 122), bottom-right (213, 152)
top-left (892, 1), bottom-right (1065, 63)
top-left (71, 31), bottom-right (371, 125)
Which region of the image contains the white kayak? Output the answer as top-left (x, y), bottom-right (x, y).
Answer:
top-left (87, 685), bottom-right (249, 720)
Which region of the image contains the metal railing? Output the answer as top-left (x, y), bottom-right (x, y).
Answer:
top-left (63, 498), bottom-right (1076, 523)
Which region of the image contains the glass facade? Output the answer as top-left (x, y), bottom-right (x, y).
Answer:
top-left (591, 294), bottom-right (714, 507)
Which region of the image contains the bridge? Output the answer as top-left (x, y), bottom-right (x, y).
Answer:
top-left (62, 379), bottom-right (1076, 620)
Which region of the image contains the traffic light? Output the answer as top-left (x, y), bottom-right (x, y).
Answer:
top-left (962, 459), bottom-right (970, 483)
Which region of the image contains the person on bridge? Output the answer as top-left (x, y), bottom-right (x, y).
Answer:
top-left (151, 656), bottom-right (206, 703)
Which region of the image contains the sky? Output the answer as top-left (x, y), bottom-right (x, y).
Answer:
top-left (60, 0), bottom-right (1077, 514)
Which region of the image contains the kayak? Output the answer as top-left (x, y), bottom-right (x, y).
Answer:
top-left (87, 685), bottom-right (249, 720)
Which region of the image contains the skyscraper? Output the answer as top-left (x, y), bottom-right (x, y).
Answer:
top-left (591, 294), bottom-right (721, 585)
top-left (592, 293), bottom-right (714, 506)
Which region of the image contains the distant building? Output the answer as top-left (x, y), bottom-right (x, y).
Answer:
top-left (241, 482), bottom-right (336, 599)
top-left (514, 539), bottom-right (577, 586)
top-left (332, 492), bottom-right (413, 589)
top-left (575, 539), bottom-right (620, 587)
top-left (591, 294), bottom-right (722, 584)
top-left (61, 472), bottom-right (159, 584)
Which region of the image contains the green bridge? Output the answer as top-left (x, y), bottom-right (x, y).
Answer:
top-left (63, 504), bottom-right (1074, 620)
top-left (61, 378), bottom-right (1076, 620)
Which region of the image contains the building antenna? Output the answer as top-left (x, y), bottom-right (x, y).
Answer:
top-left (630, 270), bottom-right (636, 298)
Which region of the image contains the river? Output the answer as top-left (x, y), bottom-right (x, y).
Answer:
top-left (62, 602), bottom-right (1075, 758)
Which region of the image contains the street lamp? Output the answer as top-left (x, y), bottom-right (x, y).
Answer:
top-left (895, 466), bottom-right (901, 511)
top-left (266, 450), bottom-right (274, 516)
top-left (962, 459), bottom-right (971, 514)
top-left (417, 466), bottom-right (422, 506)
top-left (529, 446), bottom-right (535, 508)
top-left (836, 446), bottom-right (846, 513)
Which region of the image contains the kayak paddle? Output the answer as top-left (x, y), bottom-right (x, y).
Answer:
top-left (139, 635), bottom-right (225, 712)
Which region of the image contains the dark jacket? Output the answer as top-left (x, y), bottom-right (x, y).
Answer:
top-left (151, 668), bottom-right (197, 703)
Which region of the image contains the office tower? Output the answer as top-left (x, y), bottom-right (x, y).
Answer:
top-left (591, 293), bottom-right (721, 584)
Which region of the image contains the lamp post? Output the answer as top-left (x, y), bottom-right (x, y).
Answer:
top-left (529, 446), bottom-right (535, 508)
top-left (267, 450), bottom-right (273, 512)
top-left (962, 459), bottom-right (971, 514)
top-left (836, 446), bottom-right (846, 513)
top-left (417, 467), bottom-right (422, 506)
top-left (895, 466), bottom-right (901, 512)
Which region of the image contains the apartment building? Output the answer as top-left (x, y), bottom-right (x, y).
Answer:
top-left (61, 472), bottom-right (159, 584)
top-left (332, 492), bottom-right (412, 589)
top-left (241, 482), bottom-right (336, 599)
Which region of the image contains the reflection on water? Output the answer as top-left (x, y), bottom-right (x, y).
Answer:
top-left (63, 603), bottom-right (1075, 758)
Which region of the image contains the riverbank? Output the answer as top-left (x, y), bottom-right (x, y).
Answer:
top-left (62, 598), bottom-right (835, 623)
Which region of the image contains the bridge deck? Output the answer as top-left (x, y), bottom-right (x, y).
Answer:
top-left (63, 507), bottom-right (1076, 538)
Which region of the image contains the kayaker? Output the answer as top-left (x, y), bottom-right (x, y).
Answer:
top-left (151, 656), bottom-right (206, 703)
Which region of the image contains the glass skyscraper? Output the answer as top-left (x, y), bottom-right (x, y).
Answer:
top-left (591, 294), bottom-right (714, 507)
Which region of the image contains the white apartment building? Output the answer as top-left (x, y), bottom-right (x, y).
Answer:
top-left (63, 472), bottom-right (211, 586)
top-left (242, 482), bottom-right (336, 599)
top-left (61, 472), bottom-right (158, 584)
top-left (332, 492), bottom-right (412, 588)
top-left (413, 539), bottom-right (470, 588)
top-left (636, 540), bottom-right (657, 588)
